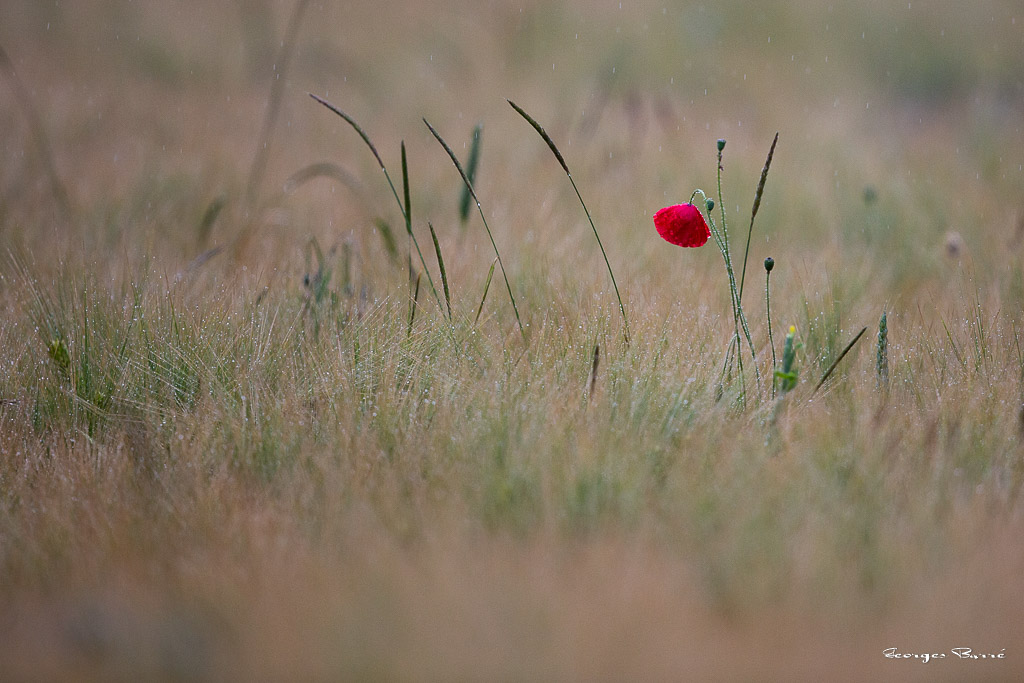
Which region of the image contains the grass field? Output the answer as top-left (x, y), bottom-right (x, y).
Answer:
top-left (1, 1), bottom-right (1023, 680)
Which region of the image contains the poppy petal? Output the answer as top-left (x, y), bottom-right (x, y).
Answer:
top-left (654, 203), bottom-right (710, 248)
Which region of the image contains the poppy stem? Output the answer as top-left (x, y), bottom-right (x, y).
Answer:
top-left (701, 197), bottom-right (760, 404)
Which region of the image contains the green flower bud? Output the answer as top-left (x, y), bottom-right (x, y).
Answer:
top-left (705, 198), bottom-right (715, 212)
top-left (717, 139), bottom-right (726, 151)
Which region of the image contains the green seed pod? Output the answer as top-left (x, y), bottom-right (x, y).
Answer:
top-left (717, 139), bottom-right (726, 151)
top-left (764, 256), bottom-right (775, 273)
top-left (705, 198), bottom-right (715, 212)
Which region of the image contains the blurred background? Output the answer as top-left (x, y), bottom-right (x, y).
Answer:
top-left (1, 0), bottom-right (1022, 304)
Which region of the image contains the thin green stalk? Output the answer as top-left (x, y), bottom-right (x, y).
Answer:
top-left (508, 100), bottom-right (630, 345)
top-left (814, 326), bottom-right (868, 394)
top-left (738, 133), bottom-right (779, 304)
top-left (714, 146), bottom-right (760, 392)
top-left (697, 188), bottom-right (759, 397)
top-left (474, 258), bottom-right (497, 326)
top-left (423, 118), bottom-right (526, 341)
top-left (309, 94), bottom-right (445, 315)
top-left (765, 259), bottom-right (777, 398)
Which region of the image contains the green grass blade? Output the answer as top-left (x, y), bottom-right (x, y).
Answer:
top-left (407, 271), bottom-right (421, 337)
top-left (459, 123), bottom-right (483, 224)
top-left (373, 218), bottom-right (399, 264)
top-left (309, 93), bottom-right (384, 169)
top-left (474, 258), bottom-right (497, 326)
top-left (402, 141), bottom-right (414, 283)
top-left (282, 162), bottom-right (360, 195)
top-left (429, 222), bottom-right (452, 320)
top-left (814, 326), bottom-right (867, 394)
top-left (506, 99), bottom-right (569, 174)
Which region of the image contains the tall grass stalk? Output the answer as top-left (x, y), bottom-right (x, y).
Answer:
top-left (309, 94), bottom-right (445, 316)
top-left (423, 118), bottom-right (525, 340)
top-left (507, 100), bottom-right (630, 345)
top-left (738, 133), bottom-right (779, 303)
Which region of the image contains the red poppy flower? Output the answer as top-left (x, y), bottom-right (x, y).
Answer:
top-left (654, 203), bottom-right (710, 248)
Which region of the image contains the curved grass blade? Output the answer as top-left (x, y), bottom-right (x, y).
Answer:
top-left (283, 162), bottom-right (360, 195)
top-left (373, 218), bottom-right (399, 264)
top-left (309, 93), bottom-right (384, 168)
top-left (428, 222), bottom-right (452, 320)
top-left (424, 118), bottom-right (525, 340)
top-left (507, 99), bottom-right (630, 345)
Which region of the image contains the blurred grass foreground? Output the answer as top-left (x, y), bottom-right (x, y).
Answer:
top-left (1, 1), bottom-right (1023, 680)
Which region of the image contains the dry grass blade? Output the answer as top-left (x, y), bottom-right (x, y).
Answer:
top-left (424, 118), bottom-right (525, 339)
top-left (738, 132), bottom-right (779, 303)
top-left (246, 0), bottom-right (311, 201)
top-left (814, 326), bottom-right (868, 394)
top-left (429, 222), bottom-right (452, 320)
